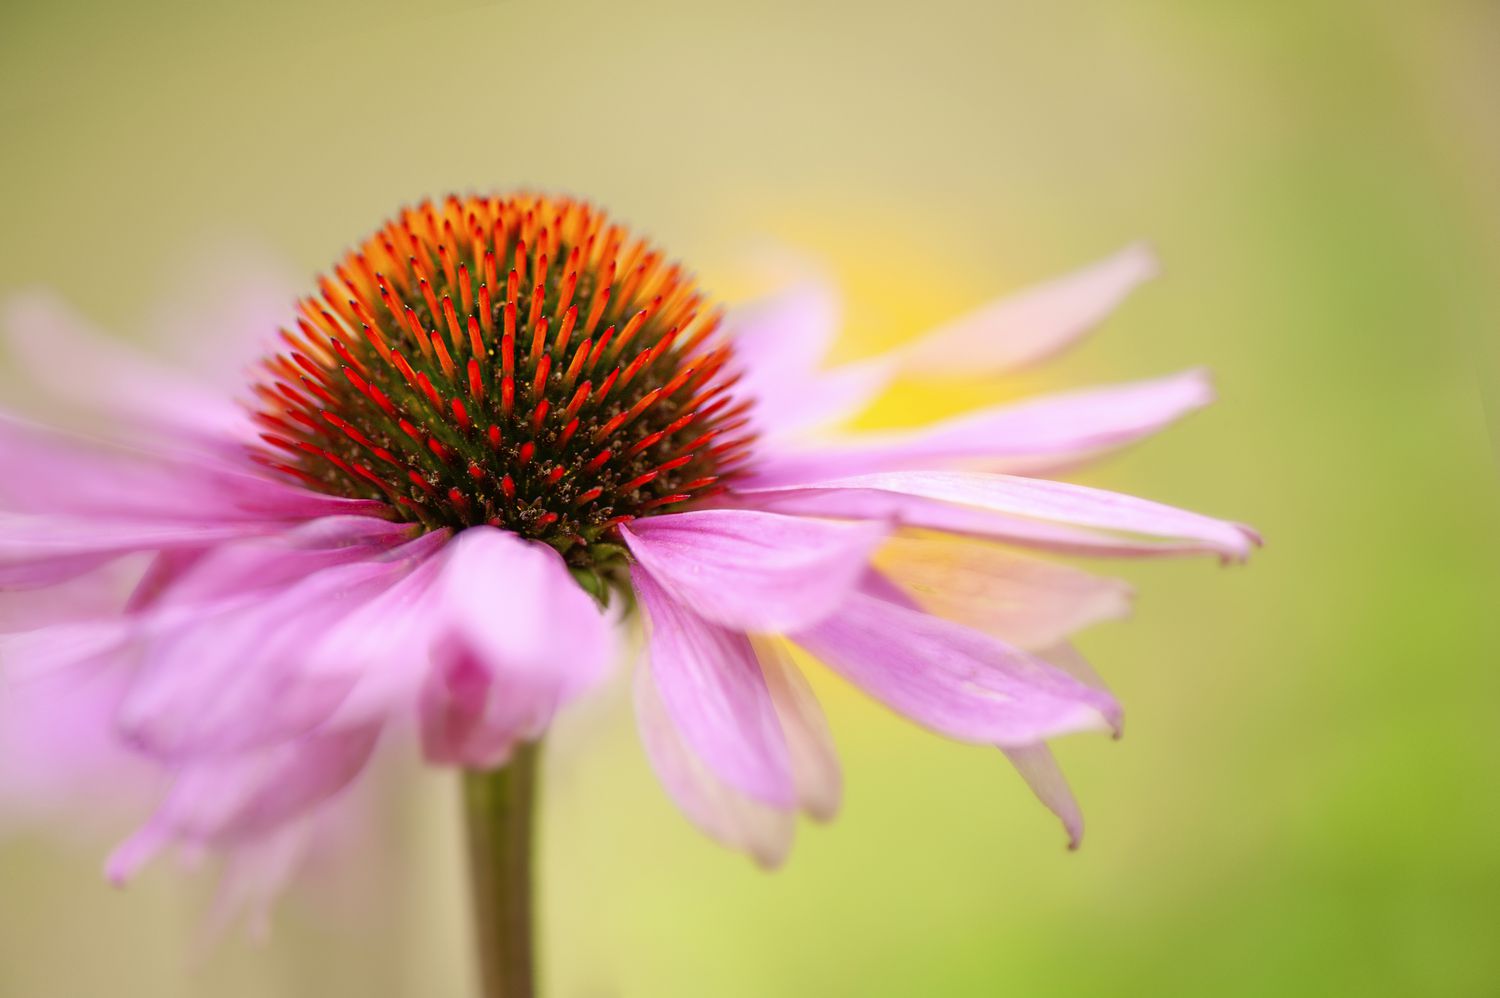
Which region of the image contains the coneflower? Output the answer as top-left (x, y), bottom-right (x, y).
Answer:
top-left (0, 192), bottom-right (1255, 997)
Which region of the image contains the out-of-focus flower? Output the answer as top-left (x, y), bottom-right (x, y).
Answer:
top-left (0, 193), bottom-right (1255, 914)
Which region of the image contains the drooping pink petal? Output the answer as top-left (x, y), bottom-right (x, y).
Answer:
top-left (301, 551), bottom-right (449, 731)
top-left (419, 527), bottom-right (612, 768)
top-left (876, 534), bottom-right (1133, 649)
top-left (0, 558), bottom-right (142, 632)
top-left (734, 470), bottom-right (1258, 562)
top-left (750, 358), bottom-right (895, 441)
top-left (0, 515), bottom-right (277, 588)
top-left (741, 369), bottom-right (1214, 487)
top-left (901, 243), bottom-right (1158, 376)
top-left (0, 414), bottom-right (389, 585)
top-left (100, 528), bottom-right (436, 762)
top-left (724, 277), bottom-right (841, 397)
top-left (724, 486), bottom-right (1219, 559)
top-left (1, 292), bottom-right (248, 443)
top-left (756, 638), bottom-right (842, 822)
top-left (117, 541), bottom-right (439, 759)
top-left (791, 576), bottom-right (1120, 746)
top-left (968, 368), bottom-right (1213, 474)
top-left (0, 640), bottom-right (158, 826)
top-left (0, 593), bottom-right (157, 835)
top-left (0, 412), bottom-right (384, 523)
top-left (723, 274), bottom-right (893, 438)
top-left (1001, 743), bottom-right (1084, 850)
top-left (139, 244), bottom-right (297, 399)
top-left (205, 817), bottom-right (318, 942)
top-left (144, 516), bottom-right (419, 608)
top-left (621, 509), bottom-right (886, 632)
top-left (437, 528), bottom-right (611, 699)
top-left (633, 658), bottom-right (794, 868)
top-left (0, 616), bottom-right (135, 685)
top-left (0, 415), bottom-right (208, 515)
top-left (632, 565), bottom-right (795, 807)
top-left (106, 724), bottom-right (381, 882)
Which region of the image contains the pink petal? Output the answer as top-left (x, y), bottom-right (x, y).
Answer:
top-left (106, 724), bottom-right (381, 881)
top-left (724, 277), bottom-right (841, 397)
top-left (118, 542), bottom-right (436, 759)
top-left (633, 658), bottom-right (794, 868)
top-left (0, 414), bottom-right (388, 584)
top-left (437, 528), bottom-right (611, 694)
top-left (0, 616), bottom-right (135, 684)
top-left (0, 640), bottom-right (158, 825)
top-left (1, 292), bottom-right (247, 442)
top-left (724, 274), bottom-right (892, 438)
top-left (147, 516), bottom-right (420, 608)
top-left (0, 415), bottom-right (381, 532)
top-left (106, 529), bottom-right (440, 760)
top-left (302, 552), bottom-right (449, 731)
top-left (735, 470), bottom-right (1258, 562)
top-left (901, 243), bottom-right (1159, 376)
top-left (139, 244), bottom-right (296, 398)
top-left (204, 818), bottom-right (316, 941)
top-left (723, 486), bottom-right (1219, 559)
top-left (791, 577), bottom-right (1120, 746)
top-left (621, 509), bottom-right (886, 632)
top-left (748, 358), bottom-right (894, 441)
top-left (1001, 743), bottom-right (1084, 850)
top-left (0, 412), bottom-right (384, 523)
top-left (756, 638), bottom-right (842, 822)
top-left (632, 565), bottom-right (795, 807)
top-left (0, 558), bottom-right (141, 632)
top-left (419, 527), bottom-right (612, 768)
top-left (876, 534), bottom-right (1133, 650)
top-left (970, 368), bottom-right (1213, 474)
top-left (0, 515), bottom-right (273, 588)
top-left (742, 369), bottom-right (1213, 487)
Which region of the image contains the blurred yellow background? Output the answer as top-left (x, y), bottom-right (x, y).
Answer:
top-left (2, 1), bottom-right (1497, 995)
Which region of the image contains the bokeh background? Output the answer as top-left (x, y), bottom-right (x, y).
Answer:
top-left (2, 1), bottom-right (1497, 995)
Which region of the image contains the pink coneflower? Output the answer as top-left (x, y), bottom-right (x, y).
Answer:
top-left (0, 193), bottom-right (1254, 995)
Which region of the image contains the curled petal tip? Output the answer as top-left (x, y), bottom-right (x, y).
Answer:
top-left (103, 841), bottom-right (146, 887)
top-left (1099, 703), bottom-right (1125, 741)
top-left (1064, 812), bottom-right (1085, 850)
top-left (103, 816), bottom-right (170, 890)
top-left (1001, 743), bottom-right (1085, 856)
top-left (752, 849), bottom-right (790, 872)
top-left (1217, 525), bottom-right (1262, 565)
top-left (804, 794), bottom-right (842, 825)
top-left (1090, 688), bottom-right (1125, 741)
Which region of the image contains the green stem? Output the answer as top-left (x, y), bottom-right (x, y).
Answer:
top-left (463, 741), bottom-right (541, 998)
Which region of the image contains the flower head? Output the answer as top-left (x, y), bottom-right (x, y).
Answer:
top-left (253, 195), bottom-right (750, 595)
top-left (0, 191), bottom-right (1255, 917)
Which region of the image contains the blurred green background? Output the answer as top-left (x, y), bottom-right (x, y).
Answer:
top-left (2, 1), bottom-right (1497, 995)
